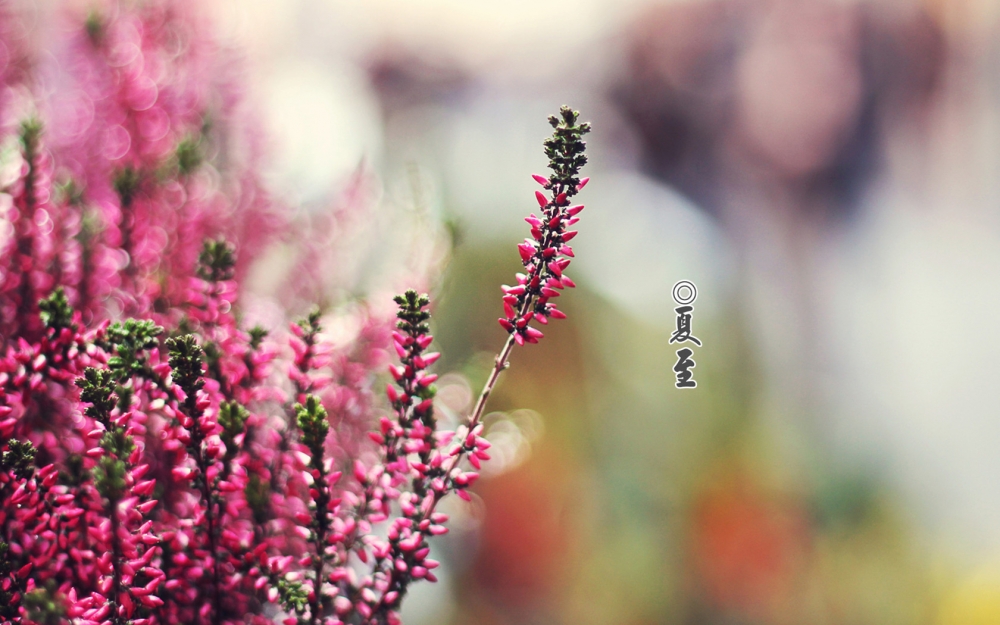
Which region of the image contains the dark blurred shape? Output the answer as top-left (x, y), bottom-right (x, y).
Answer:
top-left (367, 44), bottom-right (470, 118)
top-left (612, 0), bottom-right (946, 219)
top-left (862, 2), bottom-right (946, 121)
top-left (612, 0), bottom-right (740, 215)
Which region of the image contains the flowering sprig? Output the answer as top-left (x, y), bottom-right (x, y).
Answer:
top-left (363, 292), bottom-right (447, 624)
top-left (163, 334), bottom-right (230, 622)
top-left (384, 290), bottom-right (440, 494)
top-left (289, 311), bottom-right (327, 402)
top-left (453, 106), bottom-right (591, 487)
top-left (294, 395), bottom-right (340, 624)
top-left (76, 366), bottom-right (164, 624)
top-left (501, 105), bottom-right (590, 344)
top-left (0, 119), bottom-right (59, 346)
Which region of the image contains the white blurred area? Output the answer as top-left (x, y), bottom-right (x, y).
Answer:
top-left (205, 0), bottom-right (678, 193)
top-left (210, 0), bottom-right (1000, 608)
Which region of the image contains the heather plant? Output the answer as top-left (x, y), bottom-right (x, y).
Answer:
top-left (0, 2), bottom-right (590, 624)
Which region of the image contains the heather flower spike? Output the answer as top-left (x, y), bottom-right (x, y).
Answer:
top-left (501, 105), bottom-right (590, 343)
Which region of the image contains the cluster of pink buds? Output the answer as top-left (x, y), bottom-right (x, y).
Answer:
top-left (500, 106), bottom-right (591, 345)
top-left (73, 366), bottom-right (165, 623)
top-left (0, 448), bottom-right (61, 624)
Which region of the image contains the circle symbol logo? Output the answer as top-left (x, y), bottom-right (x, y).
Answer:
top-left (672, 280), bottom-right (697, 305)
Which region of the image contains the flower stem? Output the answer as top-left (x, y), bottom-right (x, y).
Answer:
top-left (420, 330), bottom-right (516, 523)
top-left (467, 334), bottom-right (516, 435)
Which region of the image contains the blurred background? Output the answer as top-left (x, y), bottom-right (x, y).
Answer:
top-left (108, 0), bottom-right (1000, 622)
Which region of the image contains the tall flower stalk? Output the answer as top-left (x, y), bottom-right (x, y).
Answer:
top-left (490, 103), bottom-right (589, 413)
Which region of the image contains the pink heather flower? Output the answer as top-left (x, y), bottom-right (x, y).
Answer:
top-left (498, 106), bottom-right (590, 344)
